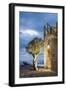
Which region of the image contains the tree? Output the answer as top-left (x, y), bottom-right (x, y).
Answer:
top-left (26, 37), bottom-right (44, 70)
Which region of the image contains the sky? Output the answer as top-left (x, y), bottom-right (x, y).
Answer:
top-left (19, 12), bottom-right (57, 49)
top-left (19, 11), bottom-right (57, 65)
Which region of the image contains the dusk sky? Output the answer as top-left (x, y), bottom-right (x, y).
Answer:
top-left (19, 12), bottom-right (57, 49)
top-left (19, 12), bottom-right (57, 65)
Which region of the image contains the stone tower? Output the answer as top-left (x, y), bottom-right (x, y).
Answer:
top-left (44, 23), bottom-right (57, 73)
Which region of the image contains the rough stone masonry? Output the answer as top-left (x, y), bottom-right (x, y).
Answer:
top-left (44, 23), bottom-right (58, 73)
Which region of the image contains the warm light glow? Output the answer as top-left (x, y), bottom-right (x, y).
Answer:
top-left (47, 45), bottom-right (50, 49)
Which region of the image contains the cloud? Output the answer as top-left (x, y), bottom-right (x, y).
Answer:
top-left (20, 29), bottom-right (40, 37)
top-left (19, 29), bottom-right (43, 49)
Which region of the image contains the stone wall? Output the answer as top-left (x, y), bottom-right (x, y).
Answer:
top-left (44, 24), bottom-right (58, 73)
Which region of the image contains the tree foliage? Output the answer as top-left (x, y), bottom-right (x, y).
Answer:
top-left (26, 37), bottom-right (43, 56)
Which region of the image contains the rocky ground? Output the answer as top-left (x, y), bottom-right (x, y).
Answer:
top-left (20, 64), bottom-right (57, 78)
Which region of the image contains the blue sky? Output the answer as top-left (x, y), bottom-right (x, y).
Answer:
top-left (19, 12), bottom-right (57, 49)
top-left (19, 12), bottom-right (57, 65)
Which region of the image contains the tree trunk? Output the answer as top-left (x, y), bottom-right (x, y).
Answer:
top-left (33, 59), bottom-right (35, 70)
top-left (33, 54), bottom-right (38, 70)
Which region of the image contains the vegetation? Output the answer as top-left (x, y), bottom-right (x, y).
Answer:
top-left (26, 37), bottom-right (44, 70)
